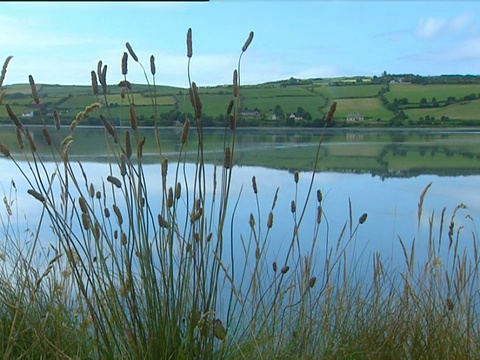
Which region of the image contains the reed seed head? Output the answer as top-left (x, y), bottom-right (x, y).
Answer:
top-left (158, 214), bottom-right (169, 228)
top-left (187, 28), bottom-right (193, 58)
top-left (309, 277), bottom-right (317, 288)
top-left (125, 42), bottom-right (138, 62)
top-left (317, 189), bottom-right (322, 203)
top-left (121, 232), bottom-right (127, 246)
top-left (137, 136), bottom-right (145, 159)
top-left (272, 261), bottom-right (277, 272)
top-left (249, 213), bottom-right (255, 230)
top-left (162, 158), bottom-right (168, 184)
top-left (16, 128), bottom-right (24, 150)
top-left (89, 183), bottom-right (95, 198)
top-left (233, 70), bottom-right (238, 97)
top-left (0, 56), bottom-right (13, 88)
top-left (53, 110), bottom-right (61, 130)
top-left (294, 171), bottom-right (299, 184)
top-left (120, 154), bottom-right (126, 177)
top-left (281, 265), bottom-right (290, 274)
top-left (291, 200), bottom-right (296, 213)
top-left (252, 176), bottom-right (258, 194)
top-left (224, 147), bottom-right (231, 169)
top-left (82, 212), bottom-right (91, 230)
top-left (242, 31), bottom-right (254, 52)
top-left (42, 128), bottom-right (52, 146)
top-left (100, 114), bottom-right (118, 143)
top-left (104, 207), bottom-right (110, 218)
top-left (107, 175), bottom-right (122, 189)
top-left (125, 131), bottom-right (132, 159)
top-left (97, 61), bottom-right (103, 83)
top-left (226, 99), bottom-right (234, 115)
top-left (0, 143), bottom-right (10, 157)
top-left (29, 75), bottom-right (40, 104)
top-left (0, 90), bottom-right (6, 106)
top-left (191, 82), bottom-right (202, 119)
top-left (180, 120), bottom-right (190, 144)
top-left (6, 104), bottom-right (22, 129)
top-left (326, 101), bottom-right (337, 125)
top-left (129, 105), bottom-right (138, 130)
top-left (101, 64), bottom-right (108, 93)
top-left (359, 213), bottom-right (368, 224)
top-left (167, 187), bottom-right (173, 208)
top-left (78, 196), bottom-right (88, 214)
top-left (25, 127), bottom-right (37, 152)
top-left (267, 211), bottom-right (273, 229)
top-left (150, 55), bottom-right (156, 75)
top-left (175, 182), bottom-right (181, 199)
top-left (229, 114), bottom-right (236, 130)
top-left (27, 189), bottom-right (45, 203)
top-left (206, 232), bottom-right (213, 242)
top-left (91, 70), bottom-right (98, 95)
top-left (317, 205), bottom-right (322, 224)
top-left (113, 204), bottom-right (123, 225)
top-left (96, 191), bottom-right (101, 200)
top-left (121, 52), bottom-right (128, 76)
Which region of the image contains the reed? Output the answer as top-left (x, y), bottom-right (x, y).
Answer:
top-left (0, 32), bottom-right (479, 360)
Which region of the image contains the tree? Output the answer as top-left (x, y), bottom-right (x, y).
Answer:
top-left (273, 105), bottom-right (284, 118)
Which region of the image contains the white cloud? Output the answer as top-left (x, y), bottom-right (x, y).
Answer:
top-left (416, 17), bottom-right (447, 38)
top-left (416, 13), bottom-right (472, 39)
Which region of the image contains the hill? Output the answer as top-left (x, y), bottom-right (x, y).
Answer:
top-left (2, 73), bottom-right (480, 128)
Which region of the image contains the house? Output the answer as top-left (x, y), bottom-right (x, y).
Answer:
top-left (346, 113), bottom-right (364, 121)
top-left (241, 109), bottom-right (260, 118)
top-left (288, 113), bottom-right (303, 121)
top-left (21, 110), bottom-right (34, 117)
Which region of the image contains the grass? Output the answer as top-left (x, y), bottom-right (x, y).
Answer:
top-left (0, 30), bottom-right (479, 360)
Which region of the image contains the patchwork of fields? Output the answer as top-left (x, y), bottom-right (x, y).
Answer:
top-left (2, 77), bottom-right (480, 127)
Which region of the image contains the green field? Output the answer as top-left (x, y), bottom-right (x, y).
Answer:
top-left (3, 75), bottom-right (480, 126)
top-left (386, 83), bottom-right (480, 103)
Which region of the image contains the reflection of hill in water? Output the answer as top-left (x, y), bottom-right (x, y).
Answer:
top-left (2, 126), bottom-right (480, 179)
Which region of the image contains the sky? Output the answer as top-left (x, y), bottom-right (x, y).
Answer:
top-left (1, 1), bottom-right (480, 88)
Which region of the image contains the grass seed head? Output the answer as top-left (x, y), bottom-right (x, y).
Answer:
top-left (281, 265), bottom-right (290, 274)
top-left (317, 189), bottom-right (322, 203)
top-left (291, 200), bottom-right (296, 213)
top-left (90, 70), bottom-right (98, 95)
top-left (129, 105), bottom-right (137, 130)
top-left (0, 143), bottom-right (10, 157)
top-left (122, 52), bottom-right (128, 75)
top-left (113, 204), bottom-right (123, 225)
top-left (242, 31), bottom-right (254, 52)
top-left (233, 70), bottom-right (238, 97)
top-left (6, 104), bottom-right (22, 129)
top-left (0, 56), bottom-right (13, 87)
top-left (326, 101), bottom-right (337, 125)
top-left (359, 213), bottom-right (368, 224)
top-left (187, 28), bottom-right (193, 58)
top-left (107, 175), bottom-right (122, 189)
top-left (42, 128), bottom-right (52, 146)
top-left (150, 55), bottom-right (156, 75)
top-left (272, 261), bottom-right (277, 272)
top-left (309, 277), bottom-right (317, 288)
top-left (25, 127), bottom-right (37, 152)
top-left (125, 42), bottom-right (138, 62)
top-left (267, 211), bottom-right (273, 229)
top-left (53, 110), bottom-right (61, 130)
top-left (158, 214), bottom-right (169, 228)
top-left (175, 182), bottom-right (181, 199)
top-left (180, 120), bottom-right (190, 144)
top-left (226, 99), bottom-right (234, 115)
top-left (0, 90), bottom-right (6, 106)
top-left (224, 147), bottom-right (231, 169)
top-left (16, 128), bottom-right (24, 149)
top-left (29, 75), bottom-right (40, 104)
top-left (27, 189), bottom-right (45, 203)
top-left (125, 131), bottom-right (132, 159)
top-left (294, 171), bottom-right (299, 184)
top-left (252, 176), bottom-right (258, 194)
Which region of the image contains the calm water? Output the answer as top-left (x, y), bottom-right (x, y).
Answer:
top-left (1, 127), bottom-right (479, 274)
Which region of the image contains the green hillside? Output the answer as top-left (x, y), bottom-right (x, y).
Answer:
top-left (2, 74), bottom-right (480, 128)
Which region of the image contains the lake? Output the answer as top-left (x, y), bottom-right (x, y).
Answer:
top-left (1, 126), bottom-right (479, 277)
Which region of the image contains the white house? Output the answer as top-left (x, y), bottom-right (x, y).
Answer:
top-left (21, 110), bottom-right (34, 117)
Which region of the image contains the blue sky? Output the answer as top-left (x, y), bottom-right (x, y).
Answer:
top-left (1, 1), bottom-right (479, 88)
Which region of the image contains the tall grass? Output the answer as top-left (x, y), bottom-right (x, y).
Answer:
top-left (0, 30), bottom-right (479, 360)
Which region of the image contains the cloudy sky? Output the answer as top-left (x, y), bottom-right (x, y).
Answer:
top-left (1, 1), bottom-right (479, 88)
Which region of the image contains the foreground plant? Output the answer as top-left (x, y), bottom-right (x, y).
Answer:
top-left (0, 28), bottom-right (479, 360)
